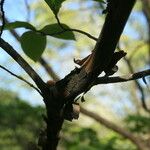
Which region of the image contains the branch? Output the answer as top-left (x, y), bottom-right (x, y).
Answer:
top-left (90, 0), bottom-right (136, 77)
top-left (38, 57), bottom-right (149, 150)
top-left (39, 57), bottom-right (150, 113)
top-left (94, 69), bottom-right (150, 85)
top-left (125, 57), bottom-right (150, 112)
top-left (0, 0), bottom-right (5, 37)
top-left (4, 18), bottom-right (20, 41)
top-left (0, 29), bottom-right (65, 149)
top-left (54, 14), bottom-right (98, 41)
top-left (0, 38), bottom-right (46, 95)
top-left (80, 107), bottom-right (145, 150)
top-left (39, 57), bottom-right (149, 150)
top-left (3, 18), bottom-right (60, 82)
top-left (0, 65), bottom-right (42, 95)
top-left (3, 18), bottom-right (66, 83)
top-left (60, 0), bottom-right (137, 101)
top-left (116, 42), bottom-right (150, 112)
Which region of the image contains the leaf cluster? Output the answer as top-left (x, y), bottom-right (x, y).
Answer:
top-left (0, 21), bottom-right (75, 61)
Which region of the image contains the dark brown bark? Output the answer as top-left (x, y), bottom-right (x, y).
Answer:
top-left (94, 69), bottom-right (150, 85)
top-left (64, 0), bottom-right (136, 100)
top-left (89, 0), bottom-right (136, 77)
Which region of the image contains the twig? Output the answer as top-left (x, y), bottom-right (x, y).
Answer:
top-left (54, 14), bottom-right (98, 41)
top-left (39, 57), bottom-right (150, 85)
top-left (3, 18), bottom-right (20, 41)
top-left (1, 17), bottom-right (97, 41)
top-left (1, 18), bottom-right (60, 82)
top-left (0, 64), bottom-right (42, 95)
top-left (125, 57), bottom-right (150, 112)
top-left (94, 69), bottom-right (150, 85)
top-left (117, 44), bottom-right (150, 112)
top-left (0, 38), bottom-right (46, 95)
top-left (0, 0), bottom-right (5, 37)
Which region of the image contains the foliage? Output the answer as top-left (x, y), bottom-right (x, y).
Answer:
top-left (0, 20), bottom-right (76, 61)
top-left (0, 0), bottom-right (104, 62)
top-left (40, 23), bottom-right (76, 40)
top-left (125, 115), bottom-right (150, 133)
top-left (44, 0), bottom-right (66, 15)
top-left (0, 89), bottom-right (44, 150)
top-left (20, 31), bottom-right (47, 61)
top-left (62, 126), bottom-right (103, 150)
top-left (0, 89), bottom-right (137, 150)
top-left (94, 0), bottom-right (105, 3)
top-left (43, 0), bottom-right (104, 15)
top-left (1, 21), bottom-right (36, 31)
top-left (60, 122), bottom-right (136, 150)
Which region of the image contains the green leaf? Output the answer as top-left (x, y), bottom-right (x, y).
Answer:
top-left (44, 0), bottom-right (66, 15)
top-left (40, 23), bottom-right (76, 40)
top-left (94, 0), bottom-right (105, 3)
top-left (20, 31), bottom-right (46, 61)
top-left (1, 21), bottom-right (36, 30)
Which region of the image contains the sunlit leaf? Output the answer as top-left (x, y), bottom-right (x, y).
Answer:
top-left (1, 21), bottom-right (36, 31)
top-left (20, 31), bottom-right (46, 61)
top-left (40, 23), bottom-right (76, 40)
top-left (44, 0), bottom-right (66, 15)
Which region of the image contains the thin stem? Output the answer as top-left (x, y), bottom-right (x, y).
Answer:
top-left (118, 44), bottom-right (150, 112)
top-left (0, 65), bottom-right (42, 95)
top-left (55, 14), bottom-right (98, 41)
top-left (125, 57), bottom-right (150, 112)
top-left (94, 69), bottom-right (150, 85)
top-left (0, 38), bottom-right (46, 95)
